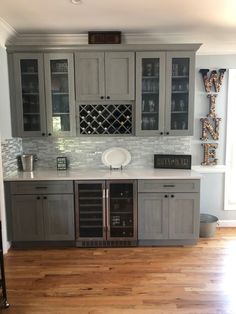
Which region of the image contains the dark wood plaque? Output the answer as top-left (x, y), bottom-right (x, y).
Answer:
top-left (88, 31), bottom-right (121, 44)
top-left (154, 154), bottom-right (192, 169)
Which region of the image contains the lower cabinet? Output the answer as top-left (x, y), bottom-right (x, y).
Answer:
top-left (138, 180), bottom-right (200, 245)
top-left (7, 181), bottom-right (75, 243)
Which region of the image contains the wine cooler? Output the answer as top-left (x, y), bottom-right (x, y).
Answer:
top-left (74, 180), bottom-right (137, 247)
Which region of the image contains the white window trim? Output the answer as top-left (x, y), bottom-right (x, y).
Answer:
top-left (224, 69), bottom-right (236, 210)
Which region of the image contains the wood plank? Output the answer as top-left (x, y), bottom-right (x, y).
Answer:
top-left (3, 227), bottom-right (236, 313)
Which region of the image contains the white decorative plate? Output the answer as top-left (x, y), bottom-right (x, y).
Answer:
top-left (101, 147), bottom-right (131, 169)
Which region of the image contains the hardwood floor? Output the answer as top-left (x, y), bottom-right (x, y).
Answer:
top-left (2, 228), bottom-right (236, 314)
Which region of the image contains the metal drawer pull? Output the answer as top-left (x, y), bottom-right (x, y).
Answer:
top-left (163, 184), bottom-right (175, 188)
top-left (35, 186), bottom-right (48, 189)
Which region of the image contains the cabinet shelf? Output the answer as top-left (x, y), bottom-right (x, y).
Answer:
top-left (80, 211), bottom-right (102, 214)
top-left (22, 92), bottom-right (39, 96)
top-left (79, 197), bottom-right (102, 200)
top-left (51, 92), bottom-right (69, 95)
top-left (111, 211), bottom-right (133, 215)
top-left (110, 197), bottom-right (133, 200)
top-left (171, 111), bottom-right (188, 114)
top-left (142, 111), bottom-right (158, 114)
top-left (23, 112), bottom-right (40, 115)
top-left (21, 72), bottom-right (38, 75)
top-left (142, 92), bottom-right (159, 95)
top-left (51, 72), bottom-right (68, 75)
top-left (142, 76), bottom-right (159, 79)
top-left (171, 91), bottom-right (188, 94)
top-left (111, 226), bottom-right (133, 229)
top-left (80, 218), bottom-right (102, 222)
top-left (172, 75), bottom-right (189, 79)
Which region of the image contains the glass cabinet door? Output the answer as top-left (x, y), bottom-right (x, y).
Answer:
top-left (166, 51), bottom-right (195, 136)
top-left (107, 181), bottom-right (137, 240)
top-left (13, 54), bottom-right (46, 137)
top-left (136, 52), bottom-right (165, 136)
top-left (44, 53), bottom-right (75, 136)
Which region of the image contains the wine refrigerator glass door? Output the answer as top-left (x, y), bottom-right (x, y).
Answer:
top-left (75, 181), bottom-right (106, 240)
top-left (107, 180), bottom-right (137, 240)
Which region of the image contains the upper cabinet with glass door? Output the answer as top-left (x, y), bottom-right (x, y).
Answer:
top-left (44, 53), bottom-right (75, 137)
top-left (13, 54), bottom-right (47, 137)
top-left (135, 52), bottom-right (166, 136)
top-left (165, 51), bottom-right (195, 136)
top-left (11, 53), bottom-right (75, 137)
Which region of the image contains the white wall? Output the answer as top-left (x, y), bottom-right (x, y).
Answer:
top-left (0, 19), bottom-right (14, 252)
top-left (193, 55), bottom-right (236, 221)
top-left (0, 18), bottom-right (14, 138)
top-left (0, 46), bottom-right (12, 139)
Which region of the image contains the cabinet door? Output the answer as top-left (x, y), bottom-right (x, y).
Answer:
top-left (75, 181), bottom-right (106, 240)
top-left (44, 53), bottom-right (76, 136)
top-left (105, 52), bottom-right (135, 100)
top-left (11, 195), bottom-right (44, 241)
top-left (138, 193), bottom-right (169, 240)
top-left (75, 52), bottom-right (105, 101)
top-left (107, 180), bottom-right (137, 241)
top-left (43, 194), bottom-right (75, 241)
top-left (13, 53), bottom-right (47, 137)
top-left (169, 193), bottom-right (200, 239)
top-left (165, 51), bottom-right (195, 136)
top-left (135, 52), bottom-right (165, 136)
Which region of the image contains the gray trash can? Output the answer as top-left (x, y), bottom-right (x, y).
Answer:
top-left (200, 213), bottom-right (218, 238)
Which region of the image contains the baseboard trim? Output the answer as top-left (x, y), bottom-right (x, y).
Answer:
top-left (218, 220), bottom-right (236, 227)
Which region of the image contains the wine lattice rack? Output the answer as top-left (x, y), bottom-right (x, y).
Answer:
top-left (79, 104), bottom-right (133, 135)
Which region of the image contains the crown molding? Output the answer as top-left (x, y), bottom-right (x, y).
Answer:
top-left (5, 31), bottom-right (236, 55)
top-left (0, 17), bottom-right (17, 47)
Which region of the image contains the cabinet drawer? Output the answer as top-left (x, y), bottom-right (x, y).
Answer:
top-left (138, 180), bottom-right (200, 193)
top-left (10, 181), bottom-right (73, 195)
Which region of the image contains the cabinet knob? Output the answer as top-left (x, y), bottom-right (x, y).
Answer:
top-left (36, 196), bottom-right (40, 200)
top-left (100, 96), bottom-right (104, 99)
top-left (43, 196), bottom-right (47, 200)
top-left (48, 133), bottom-right (52, 136)
top-left (106, 96), bottom-right (110, 99)
top-left (160, 132), bottom-right (163, 135)
top-left (166, 132), bottom-right (169, 135)
top-left (42, 133), bottom-right (45, 136)
top-left (164, 195), bottom-right (168, 198)
top-left (171, 195), bottom-right (175, 198)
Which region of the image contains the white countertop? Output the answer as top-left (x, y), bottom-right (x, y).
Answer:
top-left (4, 168), bottom-right (202, 181)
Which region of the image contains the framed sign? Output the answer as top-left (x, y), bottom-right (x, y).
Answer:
top-left (154, 154), bottom-right (192, 169)
top-left (88, 31), bottom-right (121, 44)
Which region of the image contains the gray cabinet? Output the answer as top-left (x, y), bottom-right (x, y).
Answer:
top-left (138, 193), bottom-right (168, 240)
top-left (165, 51), bottom-right (195, 136)
top-left (11, 195), bottom-right (44, 241)
top-left (138, 180), bottom-right (200, 245)
top-left (135, 51), bottom-right (196, 136)
top-left (135, 52), bottom-right (166, 136)
top-left (43, 194), bottom-right (75, 241)
top-left (10, 53), bottom-right (75, 137)
top-left (168, 193), bottom-right (199, 239)
top-left (75, 51), bottom-right (135, 101)
top-left (7, 181), bottom-right (75, 243)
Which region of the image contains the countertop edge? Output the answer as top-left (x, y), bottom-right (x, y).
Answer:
top-left (4, 168), bottom-right (202, 181)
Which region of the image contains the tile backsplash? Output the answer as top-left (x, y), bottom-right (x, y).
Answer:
top-left (1, 138), bottom-right (22, 177)
top-left (22, 136), bottom-right (191, 170)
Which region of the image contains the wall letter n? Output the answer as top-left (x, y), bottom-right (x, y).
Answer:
top-left (200, 117), bottom-right (221, 141)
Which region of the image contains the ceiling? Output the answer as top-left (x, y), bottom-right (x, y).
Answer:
top-left (1, 0), bottom-right (236, 54)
